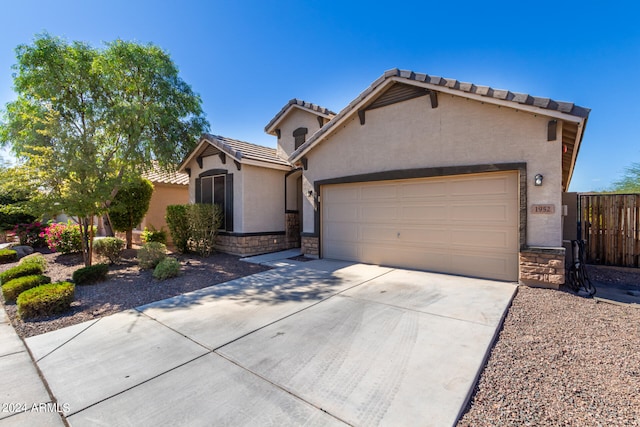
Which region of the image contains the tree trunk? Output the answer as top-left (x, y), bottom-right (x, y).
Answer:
top-left (126, 229), bottom-right (133, 249)
top-left (80, 216), bottom-right (91, 267)
top-left (103, 213), bottom-right (115, 237)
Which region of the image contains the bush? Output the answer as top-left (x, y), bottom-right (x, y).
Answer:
top-left (19, 253), bottom-right (47, 270)
top-left (189, 204), bottom-right (223, 257)
top-left (138, 242), bottom-right (167, 269)
top-left (2, 274), bottom-right (51, 303)
top-left (14, 222), bottom-right (47, 247)
top-left (72, 263), bottom-right (109, 286)
top-left (0, 262), bottom-right (45, 285)
top-left (166, 205), bottom-right (190, 253)
top-left (0, 249), bottom-right (17, 264)
top-left (41, 221), bottom-right (82, 254)
top-left (17, 281), bottom-right (75, 319)
top-left (153, 257), bottom-right (181, 280)
top-left (141, 226), bottom-right (167, 245)
top-left (93, 237), bottom-right (125, 264)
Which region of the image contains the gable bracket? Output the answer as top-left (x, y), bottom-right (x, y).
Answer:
top-left (429, 90), bottom-right (438, 108)
top-left (275, 129), bottom-right (281, 139)
top-left (185, 168), bottom-right (191, 177)
top-left (317, 116), bottom-right (324, 128)
top-left (196, 156), bottom-right (203, 169)
top-left (234, 160), bottom-right (241, 171)
top-left (218, 152), bottom-right (226, 164)
top-left (301, 157), bottom-right (308, 170)
top-left (358, 110), bottom-right (365, 125)
top-left (548, 119), bottom-right (557, 141)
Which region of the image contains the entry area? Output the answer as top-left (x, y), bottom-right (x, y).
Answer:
top-left (321, 171), bottom-right (520, 281)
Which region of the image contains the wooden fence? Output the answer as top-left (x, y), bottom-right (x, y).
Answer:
top-left (580, 194), bottom-right (640, 267)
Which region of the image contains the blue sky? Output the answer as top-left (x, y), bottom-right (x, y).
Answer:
top-left (1, 0), bottom-right (638, 192)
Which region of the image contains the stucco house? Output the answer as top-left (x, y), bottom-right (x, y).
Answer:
top-left (179, 68), bottom-right (589, 288)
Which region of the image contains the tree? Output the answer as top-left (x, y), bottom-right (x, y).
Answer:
top-left (109, 177), bottom-right (154, 249)
top-left (0, 165), bottom-right (37, 232)
top-left (0, 34), bottom-right (208, 265)
top-left (611, 162), bottom-right (640, 193)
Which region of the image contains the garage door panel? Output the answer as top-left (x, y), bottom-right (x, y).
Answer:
top-left (401, 205), bottom-right (448, 221)
top-left (400, 181), bottom-right (447, 198)
top-left (322, 172), bottom-right (519, 281)
top-left (324, 222), bottom-right (359, 241)
top-left (326, 204), bottom-right (359, 222)
top-left (360, 206), bottom-right (398, 221)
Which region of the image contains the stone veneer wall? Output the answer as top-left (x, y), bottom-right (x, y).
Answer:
top-left (301, 235), bottom-right (319, 257)
top-left (285, 212), bottom-right (301, 248)
top-left (215, 233), bottom-right (292, 256)
top-left (519, 247), bottom-right (565, 289)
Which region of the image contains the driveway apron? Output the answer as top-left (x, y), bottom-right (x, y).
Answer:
top-left (22, 260), bottom-right (516, 426)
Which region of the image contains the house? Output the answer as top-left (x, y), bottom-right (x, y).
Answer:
top-left (179, 68), bottom-right (590, 288)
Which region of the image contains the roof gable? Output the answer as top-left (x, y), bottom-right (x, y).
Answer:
top-left (179, 134), bottom-right (291, 172)
top-left (265, 99), bottom-right (336, 135)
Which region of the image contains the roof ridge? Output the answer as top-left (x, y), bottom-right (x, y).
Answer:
top-left (264, 98), bottom-right (336, 133)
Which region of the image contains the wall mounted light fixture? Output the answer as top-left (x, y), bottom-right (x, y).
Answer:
top-left (307, 190), bottom-right (313, 197)
top-left (534, 174), bottom-right (544, 186)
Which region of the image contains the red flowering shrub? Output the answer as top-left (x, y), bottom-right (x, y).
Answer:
top-left (14, 222), bottom-right (47, 247)
top-left (41, 222), bottom-right (82, 254)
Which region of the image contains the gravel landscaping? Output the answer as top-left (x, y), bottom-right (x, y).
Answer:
top-left (0, 249), bottom-right (270, 338)
top-left (458, 266), bottom-right (640, 426)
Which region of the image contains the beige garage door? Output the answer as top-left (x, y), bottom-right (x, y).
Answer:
top-left (321, 172), bottom-right (519, 281)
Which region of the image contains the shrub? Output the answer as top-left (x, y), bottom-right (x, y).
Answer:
top-left (0, 262), bottom-right (45, 285)
top-left (189, 204), bottom-right (223, 257)
top-left (109, 177), bottom-right (154, 248)
top-left (141, 226), bottom-right (167, 245)
top-left (2, 274), bottom-right (51, 303)
top-left (0, 249), bottom-right (17, 264)
top-left (166, 205), bottom-right (190, 253)
top-left (138, 242), bottom-right (167, 269)
top-left (19, 252), bottom-right (47, 270)
top-left (41, 221), bottom-right (82, 254)
top-left (72, 263), bottom-right (109, 286)
top-left (93, 237), bottom-right (125, 264)
top-left (17, 281), bottom-right (75, 319)
top-left (153, 257), bottom-right (180, 280)
top-left (14, 222), bottom-right (47, 247)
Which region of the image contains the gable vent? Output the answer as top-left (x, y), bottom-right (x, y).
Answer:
top-left (367, 83), bottom-right (429, 110)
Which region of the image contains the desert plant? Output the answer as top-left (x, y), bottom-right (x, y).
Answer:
top-left (41, 221), bottom-right (82, 254)
top-left (18, 252), bottom-right (47, 270)
top-left (13, 221), bottom-right (47, 247)
top-left (0, 262), bottom-right (45, 285)
top-left (1, 274), bottom-right (51, 302)
top-left (189, 203), bottom-right (223, 257)
top-left (138, 242), bottom-right (167, 269)
top-left (166, 204), bottom-right (190, 253)
top-left (17, 281), bottom-right (75, 319)
top-left (93, 237), bottom-right (125, 264)
top-left (153, 257), bottom-right (180, 280)
top-left (141, 226), bottom-right (167, 245)
top-left (72, 263), bottom-right (109, 285)
top-left (0, 248), bottom-right (17, 264)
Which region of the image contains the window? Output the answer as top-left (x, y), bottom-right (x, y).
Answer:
top-left (200, 174), bottom-right (226, 230)
top-left (293, 127), bottom-right (308, 150)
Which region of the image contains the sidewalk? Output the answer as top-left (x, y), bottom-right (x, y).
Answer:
top-left (0, 306), bottom-right (66, 426)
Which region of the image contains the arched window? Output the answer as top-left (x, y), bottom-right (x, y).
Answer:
top-left (293, 127), bottom-right (308, 150)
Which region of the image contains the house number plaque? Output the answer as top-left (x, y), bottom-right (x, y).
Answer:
top-left (531, 204), bottom-right (555, 214)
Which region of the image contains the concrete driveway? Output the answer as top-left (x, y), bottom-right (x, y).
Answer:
top-left (24, 260), bottom-right (516, 426)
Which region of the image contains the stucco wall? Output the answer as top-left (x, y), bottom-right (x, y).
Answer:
top-left (141, 183), bottom-right (189, 238)
top-left (186, 153), bottom-right (244, 232)
top-left (302, 93), bottom-right (564, 248)
top-left (276, 108), bottom-right (325, 159)
top-left (242, 165), bottom-right (286, 232)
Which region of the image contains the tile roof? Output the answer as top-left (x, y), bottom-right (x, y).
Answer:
top-left (290, 68), bottom-right (591, 162)
top-left (142, 163), bottom-right (189, 185)
top-left (264, 98), bottom-right (336, 133)
top-left (202, 134), bottom-right (291, 167)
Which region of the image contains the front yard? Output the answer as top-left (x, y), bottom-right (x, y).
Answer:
top-left (0, 249), bottom-right (270, 338)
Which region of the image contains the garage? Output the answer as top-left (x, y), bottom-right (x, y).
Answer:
top-left (321, 171), bottom-right (519, 281)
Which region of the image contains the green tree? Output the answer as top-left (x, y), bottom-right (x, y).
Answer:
top-left (0, 34), bottom-right (208, 265)
top-left (611, 162), bottom-right (640, 193)
top-left (0, 165), bottom-right (37, 231)
top-left (109, 177), bottom-right (154, 249)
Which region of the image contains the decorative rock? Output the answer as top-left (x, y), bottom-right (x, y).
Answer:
top-left (12, 245), bottom-right (34, 258)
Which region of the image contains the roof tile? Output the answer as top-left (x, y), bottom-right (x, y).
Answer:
top-left (203, 134), bottom-right (290, 167)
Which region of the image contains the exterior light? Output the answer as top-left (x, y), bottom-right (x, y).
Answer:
top-left (534, 174), bottom-right (543, 186)
top-left (307, 190), bottom-right (313, 197)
